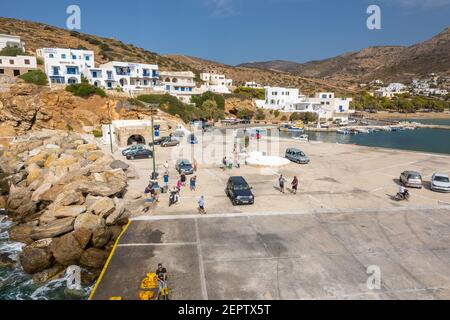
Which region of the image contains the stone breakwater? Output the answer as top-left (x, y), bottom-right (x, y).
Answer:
top-left (0, 130), bottom-right (139, 286)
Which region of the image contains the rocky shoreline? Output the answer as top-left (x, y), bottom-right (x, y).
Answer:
top-left (0, 130), bottom-right (138, 290)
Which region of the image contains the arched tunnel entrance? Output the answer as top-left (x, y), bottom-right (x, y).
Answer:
top-left (127, 135), bottom-right (146, 146)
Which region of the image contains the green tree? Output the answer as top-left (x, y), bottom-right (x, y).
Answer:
top-left (201, 99), bottom-right (219, 121)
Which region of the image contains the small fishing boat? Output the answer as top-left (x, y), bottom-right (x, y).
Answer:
top-left (356, 128), bottom-right (370, 134)
top-left (293, 134), bottom-right (309, 142)
top-left (336, 129), bottom-right (350, 135)
top-left (279, 124), bottom-right (304, 133)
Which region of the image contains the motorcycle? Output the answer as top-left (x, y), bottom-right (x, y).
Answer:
top-left (169, 191), bottom-right (179, 207)
top-left (394, 190), bottom-right (410, 202)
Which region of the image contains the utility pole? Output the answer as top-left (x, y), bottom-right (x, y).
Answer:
top-left (108, 100), bottom-right (114, 153)
top-left (150, 104), bottom-right (158, 180)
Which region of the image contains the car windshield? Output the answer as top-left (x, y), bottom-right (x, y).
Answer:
top-left (408, 174), bottom-right (421, 180)
top-left (180, 161), bottom-right (191, 167)
top-left (295, 152), bottom-right (305, 157)
top-left (233, 183), bottom-right (250, 191)
top-left (435, 176), bottom-right (450, 183)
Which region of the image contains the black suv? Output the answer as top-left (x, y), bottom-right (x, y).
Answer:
top-left (126, 148), bottom-right (153, 160)
top-left (226, 176), bottom-right (255, 206)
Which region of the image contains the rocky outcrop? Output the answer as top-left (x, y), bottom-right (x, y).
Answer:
top-left (0, 130), bottom-right (129, 285)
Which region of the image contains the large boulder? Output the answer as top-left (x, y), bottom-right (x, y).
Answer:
top-left (33, 264), bottom-right (65, 284)
top-left (106, 201), bottom-right (129, 226)
top-left (110, 160), bottom-right (130, 171)
top-left (73, 228), bottom-right (92, 249)
top-left (87, 197), bottom-right (115, 218)
top-left (31, 182), bottom-right (53, 202)
top-left (77, 179), bottom-right (126, 197)
top-left (53, 205), bottom-right (87, 219)
top-left (26, 163), bottom-right (42, 185)
top-left (31, 217), bottom-right (75, 241)
top-left (51, 232), bottom-right (83, 266)
top-left (80, 248), bottom-right (109, 269)
top-left (54, 191), bottom-right (85, 207)
top-left (74, 213), bottom-right (105, 233)
top-left (92, 226), bottom-right (111, 248)
top-left (9, 223), bottom-right (35, 244)
top-left (19, 246), bottom-right (53, 274)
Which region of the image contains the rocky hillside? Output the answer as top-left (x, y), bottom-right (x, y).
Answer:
top-left (0, 82), bottom-right (161, 146)
top-left (239, 27), bottom-right (450, 83)
top-left (0, 17), bottom-right (356, 94)
top-left (0, 130), bottom-right (141, 285)
top-left (166, 55), bottom-right (358, 94)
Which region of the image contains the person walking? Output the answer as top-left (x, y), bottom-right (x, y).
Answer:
top-left (190, 176), bottom-right (197, 191)
top-left (193, 159), bottom-right (198, 172)
top-left (291, 176), bottom-right (299, 195)
top-left (163, 161), bottom-right (169, 172)
top-left (156, 263), bottom-right (168, 300)
top-left (180, 173), bottom-right (187, 187)
top-left (163, 172), bottom-right (169, 189)
top-left (198, 196), bottom-right (206, 214)
top-left (279, 175), bottom-right (286, 194)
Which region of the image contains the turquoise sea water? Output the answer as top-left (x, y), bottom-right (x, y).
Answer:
top-left (281, 118), bottom-right (450, 155)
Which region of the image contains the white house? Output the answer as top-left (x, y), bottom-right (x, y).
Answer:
top-left (36, 48), bottom-right (94, 84)
top-left (374, 83), bottom-right (408, 98)
top-left (244, 81), bottom-right (262, 88)
top-left (86, 61), bottom-right (159, 93)
top-left (159, 71), bottom-right (201, 103)
top-left (200, 72), bottom-right (233, 94)
top-left (0, 34), bottom-right (25, 51)
top-left (256, 86), bottom-right (303, 110)
top-left (304, 92), bottom-right (354, 120)
top-left (256, 87), bottom-right (353, 120)
top-left (0, 55), bottom-right (37, 77)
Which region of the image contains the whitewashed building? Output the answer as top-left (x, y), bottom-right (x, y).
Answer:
top-left (255, 86), bottom-right (303, 110)
top-left (244, 81), bottom-right (262, 88)
top-left (86, 61), bottom-right (159, 93)
top-left (36, 48), bottom-right (94, 84)
top-left (159, 71), bottom-right (201, 103)
top-left (200, 72), bottom-right (233, 94)
top-left (374, 83), bottom-right (408, 98)
top-left (0, 34), bottom-right (25, 51)
top-left (256, 87), bottom-right (353, 120)
top-left (0, 55), bottom-right (37, 77)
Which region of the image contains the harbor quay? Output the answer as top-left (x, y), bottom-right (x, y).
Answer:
top-left (90, 133), bottom-right (450, 300)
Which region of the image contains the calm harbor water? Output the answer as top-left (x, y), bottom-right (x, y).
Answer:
top-left (280, 118), bottom-right (450, 155)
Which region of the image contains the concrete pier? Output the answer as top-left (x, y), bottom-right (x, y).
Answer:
top-left (91, 138), bottom-right (450, 300)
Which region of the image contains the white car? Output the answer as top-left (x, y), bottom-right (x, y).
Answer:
top-left (431, 173), bottom-right (450, 193)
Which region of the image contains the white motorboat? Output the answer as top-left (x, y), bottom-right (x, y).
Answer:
top-left (293, 134), bottom-right (309, 142)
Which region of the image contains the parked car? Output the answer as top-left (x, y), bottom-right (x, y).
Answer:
top-left (285, 148), bottom-right (310, 164)
top-left (126, 148), bottom-right (153, 160)
top-left (122, 144), bottom-right (145, 156)
top-left (187, 134), bottom-right (198, 145)
top-left (161, 137), bottom-right (180, 148)
top-left (149, 136), bottom-right (171, 146)
top-left (175, 159), bottom-right (194, 175)
top-left (226, 176), bottom-right (255, 206)
top-left (431, 173), bottom-right (450, 193)
top-left (400, 171), bottom-right (423, 188)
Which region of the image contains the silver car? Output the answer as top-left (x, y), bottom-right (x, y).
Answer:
top-left (431, 173), bottom-right (450, 193)
top-left (400, 171), bottom-right (423, 189)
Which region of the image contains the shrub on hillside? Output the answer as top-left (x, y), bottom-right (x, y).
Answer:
top-left (19, 70), bottom-right (48, 86)
top-left (233, 87), bottom-right (265, 100)
top-left (0, 47), bottom-right (29, 57)
top-left (66, 83), bottom-right (107, 98)
top-left (191, 92), bottom-right (225, 110)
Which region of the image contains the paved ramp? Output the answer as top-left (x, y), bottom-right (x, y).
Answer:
top-left (91, 207), bottom-right (450, 300)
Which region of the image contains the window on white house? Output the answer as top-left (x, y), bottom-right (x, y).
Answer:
top-left (24, 59), bottom-right (30, 65)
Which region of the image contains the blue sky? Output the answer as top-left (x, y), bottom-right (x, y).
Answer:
top-left (0, 0), bottom-right (449, 65)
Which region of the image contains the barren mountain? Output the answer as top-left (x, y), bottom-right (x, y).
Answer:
top-left (239, 27), bottom-right (450, 83)
top-left (0, 17), bottom-right (356, 95)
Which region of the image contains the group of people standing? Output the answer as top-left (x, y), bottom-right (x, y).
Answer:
top-left (278, 174), bottom-right (299, 195)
